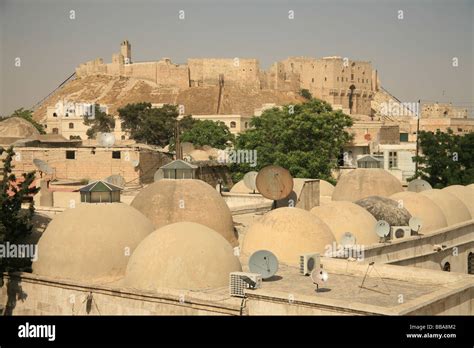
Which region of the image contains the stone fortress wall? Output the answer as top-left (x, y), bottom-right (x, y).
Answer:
top-left (76, 41), bottom-right (378, 115)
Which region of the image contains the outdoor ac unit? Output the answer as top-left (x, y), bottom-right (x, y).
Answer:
top-left (299, 253), bottom-right (320, 276)
top-left (229, 272), bottom-right (262, 298)
top-left (390, 226), bottom-right (411, 240)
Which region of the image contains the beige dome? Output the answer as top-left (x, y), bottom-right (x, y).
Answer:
top-left (230, 180), bottom-right (257, 194)
top-left (442, 185), bottom-right (474, 217)
top-left (33, 203), bottom-right (154, 282)
top-left (332, 169), bottom-right (403, 202)
top-left (0, 117), bottom-right (40, 138)
top-left (310, 201), bottom-right (379, 246)
top-left (467, 184), bottom-right (474, 190)
top-left (355, 196), bottom-right (412, 226)
top-left (242, 207), bottom-right (335, 266)
top-left (276, 178), bottom-right (334, 208)
top-left (131, 179), bottom-right (237, 246)
top-left (389, 192), bottom-right (448, 233)
top-left (320, 179), bottom-right (335, 197)
top-left (124, 222), bottom-right (242, 290)
top-left (420, 189), bottom-right (471, 226)
top-left (319, 195), bottom-right (333, 205)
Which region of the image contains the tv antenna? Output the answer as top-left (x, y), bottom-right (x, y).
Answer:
top-left (256, 165), bottom-right (293, 208)
top-left (105, 174), bottom-right (126, 188)
top-left (374, 220), bottom-right (390, 243)
top-left (409, 216), bottom-right (423, 234)
top-left (310, 267), bottom-right (329, 292)
top-left (248, 250), bottom-right (279, 280)
top-left (97, 132), bottom-right (116, 147)
top-left (407, 179), bottom-right (432, 192)
top-left (243, 171), bottom-right (258, 193)
top-left (32, 158), bottom-right (54, 176)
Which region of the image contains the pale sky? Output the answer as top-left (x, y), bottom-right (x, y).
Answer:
top-left (0, 0), bottom-right (473, 116)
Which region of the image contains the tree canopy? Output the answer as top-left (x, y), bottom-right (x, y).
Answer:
top-left (9, 108), bottom-right (45, 134)
top-left (83, 104), bottom-right (115, 139)
top-left (413, 129), bottom-right (474, 188)
top-left (118, 103), bottom-right (178, 146)
top-left (230, 99), bottom-right (353, 182)
top-left (181, 119), bottom-right (234, 149)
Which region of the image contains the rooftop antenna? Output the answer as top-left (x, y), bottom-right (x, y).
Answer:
top-left (310, 266), bottom-right (328, 292)
top-left (248, 250), bottom-right (279, 280)
top-left (256, 165), bottom-right (293, 209)
top-left (374, 220), bottom-right (390, 243)
top-left (32, 158), bottom-right (54, 177)
top-left (105, 174), bottom-right (126, 188)
top-left (407, 179), bottom-right (432, 192)
top-left (97, 132), bottom-right (115, 147)
top-left (358, 261), bottom-right (391, 295)
top-left (175, 119), bottom-right (182, 160)
top-left (409, 216), bottom-right (423, 235)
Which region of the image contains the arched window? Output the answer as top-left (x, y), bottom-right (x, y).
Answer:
top-left (443, 262), bottom-right (451, 272)
top-left (53, 112), bottom-right (57, 117)
top-left (52, 128), bottom-right (59, 134)
top-left (121, 135), bottom-right (126, 140)
top-left (230, 121), bottom-right (236, 128)
top-left (244, 122), bottom-right (248, 129)
top-left (468, 252), bottom-right (474, 275)
top-left (69, 123), bottom-right (74, 129)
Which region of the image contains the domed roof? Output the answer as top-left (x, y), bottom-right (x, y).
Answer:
top-left (310, 201), bottom-right (379, 246)
top-left (276, 178), bottom-right (334, 208)
top-left (320, 179), bottom-right (335, 197)
top-left (319, 195), bottom-right (333, 205)
top-left (131, 179), bottom-right (237, 246)
top-left (332, 169), bottom-right (403, 202)
top-left (390, 192), bottom-right (448, 233)
top-left (230, 180), bottom-right (256, 194)
top-left (420, 189), bottom-right (471, 226)
top-left (242, 207), bottom-right (335, 266)
top-left (0, 117), bottom-right (40, 138)
top-left (442, 185), bottom-right (474, 217)
top-left (467, 184), bottom-right (474, 190)
top-left (33, 203), bottom-right (154, 282)
top-left (355, 196), bottom-right (412, 227)
top-left (124, 222), bottom-right (242, 291)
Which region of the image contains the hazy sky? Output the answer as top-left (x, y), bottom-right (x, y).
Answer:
top-left (0, 0), bottom-right (473, 115)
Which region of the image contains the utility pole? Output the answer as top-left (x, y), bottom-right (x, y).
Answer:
top-left (415, 99), bottom-right (421, 177)
top-left (175, 119), bottom-right (182, 160)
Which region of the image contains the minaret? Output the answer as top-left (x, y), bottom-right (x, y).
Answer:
top-left (121, 40), bottom-right (131, 64)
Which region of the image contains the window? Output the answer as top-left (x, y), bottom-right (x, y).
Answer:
top-left (52, 128), bottom-right (59, 134)
top-left (442, 262), bottom-right (451, 272)
top-left (351, 74), bottom-right (354, 80)
top-left (44, 124), bottom-right (47, 128)
top-left (66, 151), bottom-right (75, 160)
top-left (324, 77), bottom-right (327, 81)
top-left (388, 151), bottom-right (398, 168)
top-left (69, 122), bottom-right (74, 129)
top-left (121, 135), bottom-right (126, 140)
top-left (230, 121), bottom-right (236, 128)
top-left (112, 151), bottom-right (121, 159)
top-left (468, 253), bottom-right (474, 275)
top-left (312, 78), bottom-right (314, 83)
top-left (457, 128), bottom-right (463, 132)
top-left (53, 112), bottom-right (57, 117)
top-left (399, 133), bottom-right (409, 142)
top-left (245, 122), bottom-right (248, 128)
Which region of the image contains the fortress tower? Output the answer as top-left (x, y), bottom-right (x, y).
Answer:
top-left (121, 40), bottom-right (131, 64)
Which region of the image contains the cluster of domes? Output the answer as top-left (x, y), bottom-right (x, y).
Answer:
top-left (420, 189), bottom-right (471, 226)
top-left (332, 169), bottom-right (403, 202)
top-left (242, 207), bottom-right (335, 265)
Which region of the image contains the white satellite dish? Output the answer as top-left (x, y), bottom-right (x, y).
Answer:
top-left (131, 159), bottom-right (140, 168)
top-left (98, 132), bottom-right (115, 147)
top-left (248, 250), bottom-right (279, 280)
top-left (32, 158), bottom-right (54, 175)
top-left (153, 168), bottom-right (164, 182)
top-left (243, 171), bottom-right (258, 192)
top-left (105, 174), bottom-right (126, 188)
top-left (340, 232), bottom-right (356, 246)
top-left (374, 220), bottom-right (390, 238)
top-left (407, 179), bottom-right (432, 192)
top-left (311, 267), bottom-right (329, 291)
top-left (409, 216), bottom-right (423, 233)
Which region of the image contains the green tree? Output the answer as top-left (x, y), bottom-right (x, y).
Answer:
top-left (83, 104), bottom-right (115, 139)
top-left (300, 89), bottom-right (312, 100)
top-left (9, 108), bottom-right (45, 134)
top-left (0, 146), bottom-right (39, 286)
top-left (118, 103), bottom-right (178, 146)
top-left (181, 120), bottom-right (234, 149)
top-left (179, 115), bottom-right (198, 133)
top-left (413, 129), bottom-right (474, 187)
top-left (230, 99), bottom-right (353, 182)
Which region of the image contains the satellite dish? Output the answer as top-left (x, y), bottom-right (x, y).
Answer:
top-left (311, 267), bottom-right (329, 286)
top-left (32, 158), bottom-right (54, 175)
top-left (248, 250), bottom-right (279, 280)
top-left (153, 168), bottom-right (165, 182)
top-left (374, 220), bottom-right (390, 238)
top-left (105, 174), bottom-right (126, 188)
top-left (97, 132), bottom-right (115, 147)
top-left (407, 179), bottom-right (432, 192)
top-left (243, 171), bottom-right (258, 192)
top-left (255, 165), bottom-right (293, 200)
top-left (409, 216), bottom-right (423, 232)
top-left (340, 232), bottom-right (356, 246)
top-left (131, 159), bottom-right (140, 167)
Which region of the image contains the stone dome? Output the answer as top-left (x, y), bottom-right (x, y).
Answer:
top-left (230, 180), bottom-right (256, 194)
top-left (420, 189), bottom-right (471, 226)
top-left (320, 179), bottom-right (335, 197)
top-left (124, 222), bottom-right (242, 291)
top-left (33, 203), bottom-right (154, 282)
top-left (242, 207), bottom-right (335, 266)
top-left (390, 192), bottom-right (448, 233)
top-left (310, 201), bottom-right (379, 246)
top-left (467, 184), bottom-right (474, 191)
top-left (131, 179), bottom-right (237, 246)
top-left (332, 169), bottom-right (403, 202)
top-left (442, 185), bottom-right (474, 217)
top-left (0, 117), bottom-right (40, 138)
top-left (355, 196), bottom-right (412, 227)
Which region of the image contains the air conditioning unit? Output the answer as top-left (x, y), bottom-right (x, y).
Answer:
top-left (299, 253), bottom-right (320, 276)
top-left (390, 226), bottom-right (411, 240)
top-left (229, 272), bottom-right (262, 298)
